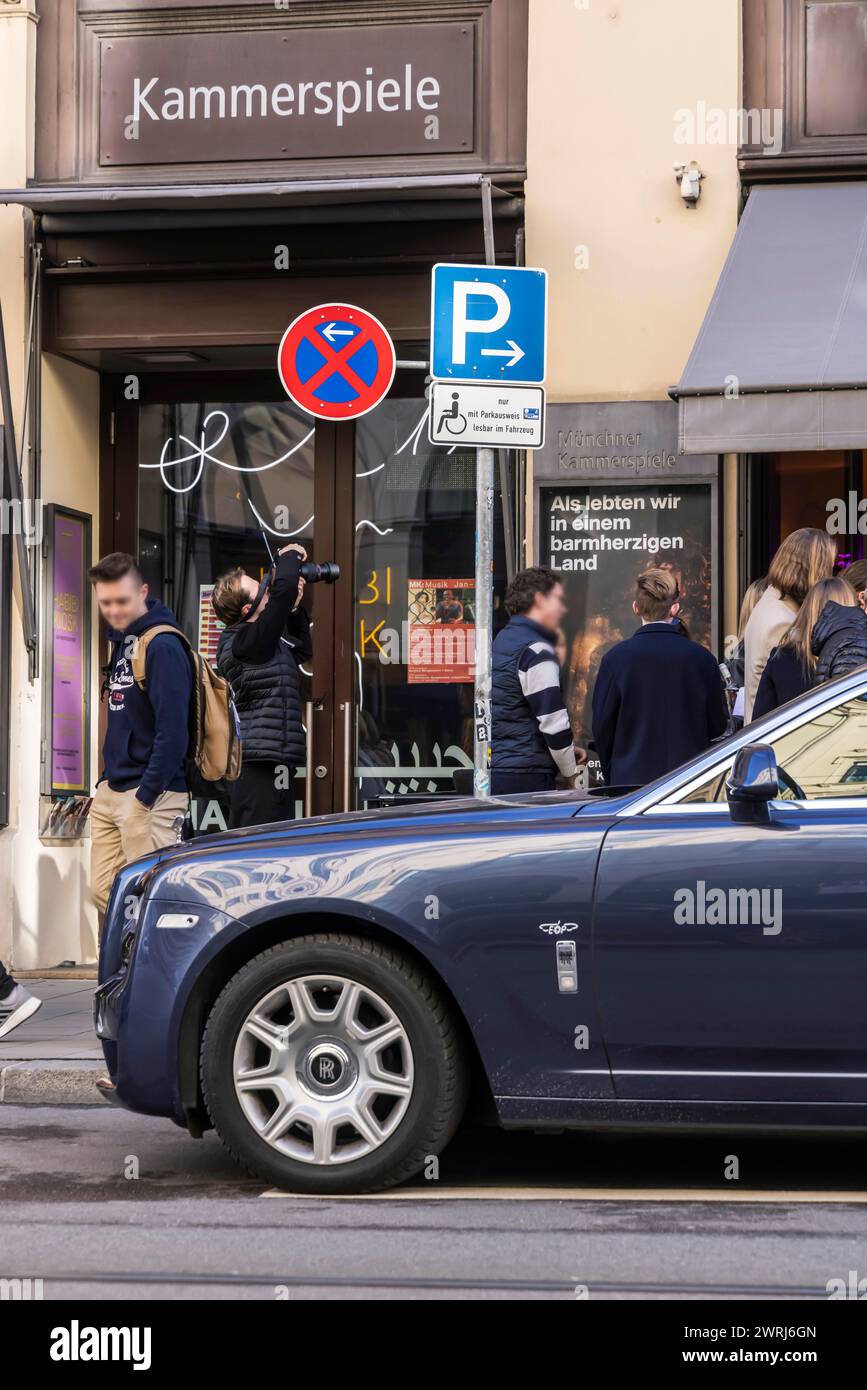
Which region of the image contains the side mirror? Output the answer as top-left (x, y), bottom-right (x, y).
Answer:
top-left (726, 743), bottom-right (779, 824)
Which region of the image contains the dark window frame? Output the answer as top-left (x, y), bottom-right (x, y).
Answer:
top-left (742, 0), bottom-right (867, 175)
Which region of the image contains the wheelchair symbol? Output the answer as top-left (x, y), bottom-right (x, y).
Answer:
top-left (437, 392), bottom-right (468, 437)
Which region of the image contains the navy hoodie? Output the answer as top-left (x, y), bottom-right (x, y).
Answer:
top-left (102, 598), bottom-right (192, 806)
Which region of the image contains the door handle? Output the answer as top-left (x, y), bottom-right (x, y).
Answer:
top-left (340, 701), bottom-right (354, 813)
top-left (304, 701), bottom-right (315, 818)
top-left (304, 697), bottom-right (327, 816)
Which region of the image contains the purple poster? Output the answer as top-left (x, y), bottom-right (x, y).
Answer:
top-left (51, 513), bottom-right (87, 793)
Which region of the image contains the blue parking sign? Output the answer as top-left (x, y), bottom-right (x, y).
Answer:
top-left (431, 264), bottom-right (548, 384)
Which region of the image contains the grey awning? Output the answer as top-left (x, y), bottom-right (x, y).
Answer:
top-left (0, 172), bottom-right (521, 216)
top-left (674, 183), bottom-right (867, 453)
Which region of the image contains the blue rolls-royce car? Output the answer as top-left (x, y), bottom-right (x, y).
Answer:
top-left (95, 668), bottom-right (867, 1192)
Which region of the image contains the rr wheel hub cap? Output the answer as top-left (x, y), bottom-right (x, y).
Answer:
top-left (298, 1038), bottom-right (356, 1098)
top-left (231, 973), bottom-right (414, 1167)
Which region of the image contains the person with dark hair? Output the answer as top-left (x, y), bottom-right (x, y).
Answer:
top-left (435, 589), bottom-right (464, 624)
top-left (491, 566), bottom-right (581, 795)
top-left (88, 552), bottom-right (192, 916)
top-left (0, 960), bottom-right (40, 1039)
top-left (212, 543), bottom-right (311, 828)
top-left (592, 568), bottom-right (728, 788)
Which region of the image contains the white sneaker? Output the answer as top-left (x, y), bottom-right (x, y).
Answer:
top-left (0, 984), bottom-right (42, 1039)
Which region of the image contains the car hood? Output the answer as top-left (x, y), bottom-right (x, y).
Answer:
top-left (154, 788), bottom-right (618, 867)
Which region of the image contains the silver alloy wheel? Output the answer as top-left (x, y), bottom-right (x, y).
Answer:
top-left (232, 973), bottom-right (415, 1165)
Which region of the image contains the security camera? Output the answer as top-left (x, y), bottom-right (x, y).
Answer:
top-left (673, 160), bottom-right (704, 209)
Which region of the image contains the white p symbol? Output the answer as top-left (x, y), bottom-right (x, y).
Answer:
top-left (451, 281), bottom-right (510, 366)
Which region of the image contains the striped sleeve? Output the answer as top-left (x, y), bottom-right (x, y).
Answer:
top-left (517, 641), bottom-right (577, 780)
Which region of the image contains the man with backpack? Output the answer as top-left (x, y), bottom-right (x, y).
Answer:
top-left (89, 552), bottom-right (192, 916)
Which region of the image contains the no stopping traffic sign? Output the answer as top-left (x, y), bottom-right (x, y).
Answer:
top-left (277, 303), bottom-right (396, 421)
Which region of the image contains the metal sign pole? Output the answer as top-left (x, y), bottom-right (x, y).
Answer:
top-left (473, 447), bottom-right (495, 798)
top-left (475, 179), bottom-right (500, 800)
top-left (473, 178), bottom-right (498, 799)
top-left (430, 191), bottom-right (546, 798)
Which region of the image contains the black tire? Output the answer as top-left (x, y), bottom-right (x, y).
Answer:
top-left (200, 933), bottom-right (469, 1194)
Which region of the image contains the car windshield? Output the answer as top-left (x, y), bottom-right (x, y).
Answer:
top-left (677, 682), bottom-right (867, 804)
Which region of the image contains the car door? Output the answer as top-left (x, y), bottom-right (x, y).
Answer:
top-left (592, 680), bottom-right (867, 1105)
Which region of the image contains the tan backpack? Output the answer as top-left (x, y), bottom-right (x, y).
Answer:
top-left (130, 626), bottom-right (242, 784)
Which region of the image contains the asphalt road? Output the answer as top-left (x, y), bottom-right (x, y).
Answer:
top-left (3, 1105), bottom-right (867, 1300)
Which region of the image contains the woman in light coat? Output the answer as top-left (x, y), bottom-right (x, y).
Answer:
top-left (743, 528), bottom-right (836, 722)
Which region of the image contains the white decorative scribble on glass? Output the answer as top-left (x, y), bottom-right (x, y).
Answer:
top-left (140, 409), bottom-right (314, 494)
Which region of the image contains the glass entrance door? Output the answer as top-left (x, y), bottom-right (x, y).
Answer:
top-left (136, 393), bottom-right (319, 825)
top-left (116, 367), bottom-right (514, 823)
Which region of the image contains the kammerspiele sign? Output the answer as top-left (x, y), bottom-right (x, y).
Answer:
top-left (99, 23), bottom-right (475, 167)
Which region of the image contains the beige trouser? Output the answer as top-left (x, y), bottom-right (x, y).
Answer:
top-left (91, 783), bottom-right (189, 915)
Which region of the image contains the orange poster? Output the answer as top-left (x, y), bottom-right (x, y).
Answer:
top-left (407, 579), bottom-right (475, 684)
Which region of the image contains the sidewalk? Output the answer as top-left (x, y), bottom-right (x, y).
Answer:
top-left (0, 978), bottom-right (104, 1105)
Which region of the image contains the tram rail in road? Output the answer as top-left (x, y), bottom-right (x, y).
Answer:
top-left (26, 1271), bottom-right (837, 1300)
top-left (258, 1184), bottom-right (867, 1203)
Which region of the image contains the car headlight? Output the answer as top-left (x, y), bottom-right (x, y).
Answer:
top-left (100, 857), bottom-right (160, 978)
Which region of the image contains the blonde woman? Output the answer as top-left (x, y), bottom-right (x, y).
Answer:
top-left (743, 529), bottom-right (836, 722)
top-left (724, 578), bottom-right (767, 727)
top-left (727, 578), bottom-right (767, 690)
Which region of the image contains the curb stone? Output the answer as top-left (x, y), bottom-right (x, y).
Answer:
top-left (0, 1061), bottom-right (106, 1105)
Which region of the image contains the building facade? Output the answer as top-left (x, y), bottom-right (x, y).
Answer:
top-left (1, 0), bottom-right (866, 967)
top-left (526, 0), bottom-right (867, 770)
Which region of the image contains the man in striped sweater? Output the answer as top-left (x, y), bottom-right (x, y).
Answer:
top-left (491, 567), bottom-right (581, 796)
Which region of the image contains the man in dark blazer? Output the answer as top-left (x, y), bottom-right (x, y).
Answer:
top-left (592, 568), bottom-right (728, 789)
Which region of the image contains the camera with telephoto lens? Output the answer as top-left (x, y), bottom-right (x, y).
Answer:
top-left (299, 561), bottom-right (340, 585)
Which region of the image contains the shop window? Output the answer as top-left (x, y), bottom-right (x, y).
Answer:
top-left (354, 393), bottom-right (512, 808)
top-left (748, 452), bottom-right (865, 579)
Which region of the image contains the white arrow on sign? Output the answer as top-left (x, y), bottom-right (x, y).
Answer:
top-left (481, 340), bottom-right (525, 368)
top-left (322, 322), bottom-right (356, 344)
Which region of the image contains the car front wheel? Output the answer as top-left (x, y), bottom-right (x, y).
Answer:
top-left (200, 934), bottom-right (468, 1193)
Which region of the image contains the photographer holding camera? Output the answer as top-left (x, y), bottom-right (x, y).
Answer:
top-left (212, 544), bottom-right (312, 828)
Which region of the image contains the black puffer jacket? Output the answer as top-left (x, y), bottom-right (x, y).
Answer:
top-left (811, 602), bottom-right (867, 687)
top-left (217, 627), bottom-right (305, 767)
